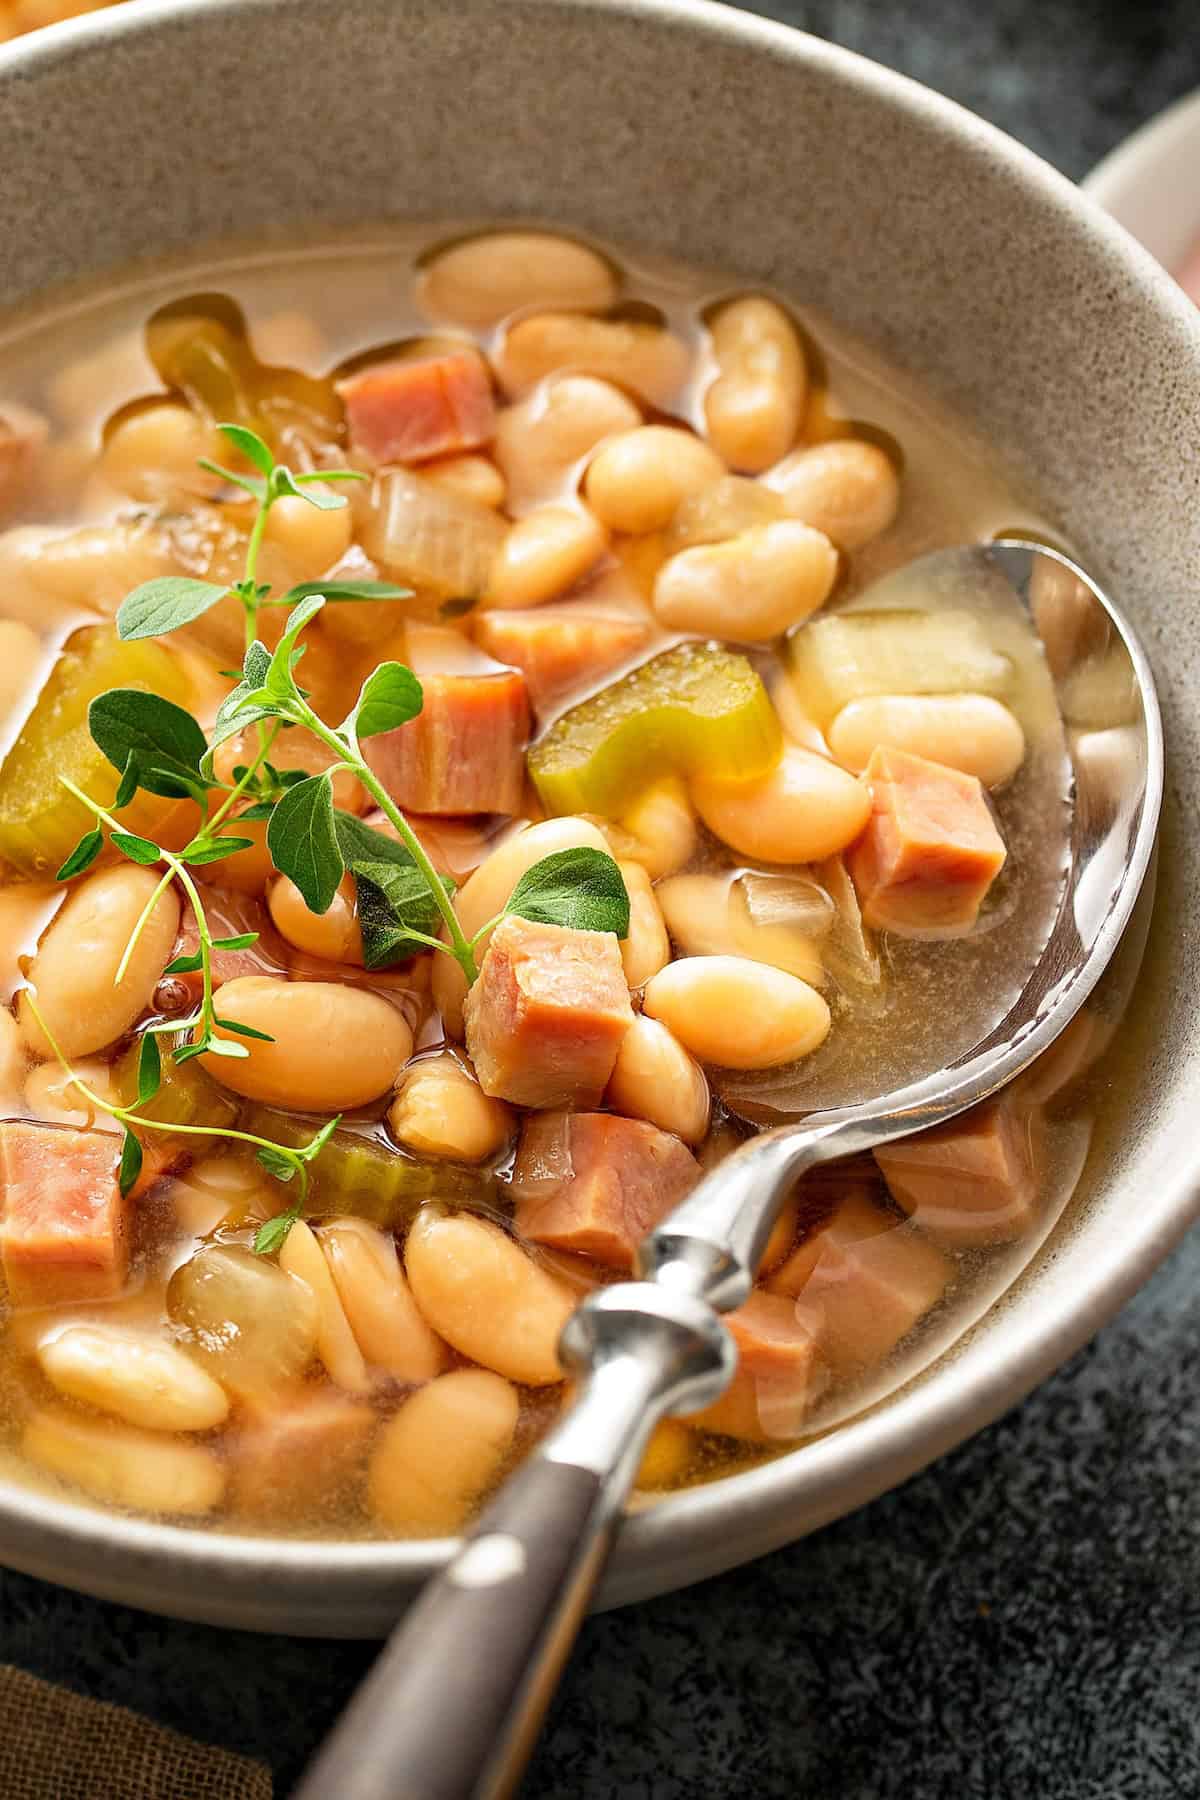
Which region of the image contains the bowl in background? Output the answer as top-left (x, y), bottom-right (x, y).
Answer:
top-left (0, 0), bottom-right (1197, 1636)
top-left (1084, 86), bottom-right (1200, 290)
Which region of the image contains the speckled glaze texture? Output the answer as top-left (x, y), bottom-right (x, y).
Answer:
top-left (0, 0), bottom-right (1196, 1636)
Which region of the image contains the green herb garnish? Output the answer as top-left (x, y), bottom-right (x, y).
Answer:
top-left (45, 421), bottom-right (629, 1248)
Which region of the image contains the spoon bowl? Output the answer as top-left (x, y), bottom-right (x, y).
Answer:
top-left (298, 538), bottom-right (1162, 1799)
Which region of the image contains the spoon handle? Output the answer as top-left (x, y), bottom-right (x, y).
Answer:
top-left (295, 1287), bottom-right (733, 1800)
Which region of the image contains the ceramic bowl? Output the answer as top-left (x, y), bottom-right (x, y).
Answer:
top-left (0, 0), bottom-right (1196, 1636)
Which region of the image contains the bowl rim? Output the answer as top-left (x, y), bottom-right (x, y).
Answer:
top-left (0, 0), bottom-right (1197, 1627)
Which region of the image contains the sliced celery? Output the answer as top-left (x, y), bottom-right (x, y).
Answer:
top-left (239, 1104), bottom-right (494, 1226)
top-left (527, 643), bottom-right (782, 818)
top-left (114, 1040), bottom-right (239, 1137)
top-left (0, 626), bottom-right (194, 875)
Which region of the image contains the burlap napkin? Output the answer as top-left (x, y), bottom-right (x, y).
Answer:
top-left (0, 1664), bottom-right (272, 1799)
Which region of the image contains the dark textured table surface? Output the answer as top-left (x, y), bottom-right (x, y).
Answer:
top-left (6, 4), bottom-right (1200, 1797)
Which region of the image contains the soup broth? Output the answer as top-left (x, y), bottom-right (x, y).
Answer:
top-left (0, 225), bottom-right (1124, 1537)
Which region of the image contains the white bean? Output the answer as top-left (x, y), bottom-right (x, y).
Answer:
top-left (432, 817), bottom-right (609, 1038)
top-left (606, 1015), bottom-right (711, 1144)
top-left (423, 454), bottom-right (507, 509)
top-left (652, 520), bottom-right (837, 642)
top-left (368, 1369), bottom-right (519, 1534)
top-left (494, 376), bottom-right (642, 511)
top-left (20, 865), bottom-right (180, 1059)
top-left (692, 744), bottom-right (870, 864)
top-left (268, 874), bottom-right (363, 965)
top-left (617, 778), bottom-right (697, 880)
top-left (664, 474), bottom-right (785, 552)
top-left (36, 1325), bottom-right (230, 1432)
top-left (618, 861), bottom-right (671, 989)
top-left (419, 232), bottom-right (618, 330)
top-left (704, 296), bottom-right (807, 472)
top-left (496, 313), bottom-right (691, 407)
top-left (197, 977), bottom-right (411, 1109)
top-left (485, 504), bottom-right (608, 609)
top-left (583, 427), bottom-right (725, 535)
top-left (318, 1217), bottom-right (447, 1382)
top-left (406, 1209), bottom-right (575, 1385)
top-left (766, 439), bottom-right (900, 551)
top-left (828, 694), bottom-right (1026, 786)
top-left (388, 1054), bottom-right (513, 1163)
top-left (262, 489), bottom-right (354, 584)
top-left (101, 403), bottom-right (224, 505)
top-left (23, 1407), bottom-right (225, 1515)
top-left (643, 955), bottom-right (830, 1069)
top-left (279, 1219), bottom-right (371, 1393)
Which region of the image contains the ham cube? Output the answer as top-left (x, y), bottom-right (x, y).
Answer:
top-left (464, 915), bottom-right (633, 1108)
top-left (473, 598), bottom-right (652, 713)
top-left (691, 1289), bottom-right (825, 1442)
top-left (766, 1190), bottom-right (951, 1375)
top-left (233, 1386), bottom-right (376, 1519)
top-left (0, 403), bottom-right (48, 518)
top-left (0, 1122), bottom-right (128, 1305)
top-left (365, 667), bottom-right (530, 816)
top-left (511, 1112), bottom-right (698, 1269)
top-left (874, 1096), bottom-right (1039, 1248)
top-left (337, 350), bottom-right (496, 466)
top-left (164, 894), bottom-right (288, 1005)
top-left (848, 746), bottom-right (1006, 936)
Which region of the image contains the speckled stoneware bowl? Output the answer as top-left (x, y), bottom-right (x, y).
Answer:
top-left (0, 0), bottom-right (1196, 1637)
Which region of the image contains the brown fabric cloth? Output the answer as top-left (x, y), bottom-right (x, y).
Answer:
top-left (0, 1664), bottom-right (272, 1799)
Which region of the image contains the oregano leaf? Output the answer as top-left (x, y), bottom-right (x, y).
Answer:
top-left (136, 1032), bottom-right (162, 1106)
top-left (216, 421), bottom-right (274, 476)
top-left (347, 662), bottom-right (423, 739)
top-left (504, 848), bottom-right (631, 938)
top-left (116, 576), bottom-right (228, 642)
top-left (56, 829), bottom-right (102, 881)
top-left (265, 771), bottom-right (343, 914)
top-left (118, 1127), bottom-right (143, 1197)
top-left (111, 832), bottom-right (162, 866)
top-left (89, 690), bottom-right (209, 799)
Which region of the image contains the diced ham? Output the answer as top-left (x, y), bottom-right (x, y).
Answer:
top-left (874, 1096), bottom-right (1039, 1248)
top-left (337, 350), bottom-right (496, 466)
top-left (473, 597), bottom-right (652, 713)
top-left (464, 914), bottom-right (633, 1108)
top-left (159, 893), bottom-right (287, 1008)
top-left (511, 1112), bottom-right (698, 1269)
top-left (691, 1289), bottom-right (825, 1442)
top-left (232, 1386), bottom-right (376, 1518)
top-left (0, 403), bottom-right (48, 518)
top-left (766, 1190), bottom-right (951, 1375)
top-left (364, 642), bottom-right (531, 816)
top-left (848, 746), bottom-right (1006, 936)
top-left (0, 1122), bottom-right (128, 1305)
top-left (402, 814), bottom-right (518, 883)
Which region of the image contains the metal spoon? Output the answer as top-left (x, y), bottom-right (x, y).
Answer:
top-left (296, 541), bottom-right (1162, 1800)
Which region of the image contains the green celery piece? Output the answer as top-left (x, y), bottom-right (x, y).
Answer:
top-left (239, 1105), bottom-right (494, 1225)
top-left (113, 1039), bottom-right (239, 1136)
top-left (0, 626), bottom-right (193, 874)
top-left (527, 643), bottom-right (782, 818)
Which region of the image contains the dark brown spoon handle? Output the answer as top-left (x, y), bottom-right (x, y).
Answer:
top-left (293, 1455), bottom-right (611, 1800)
